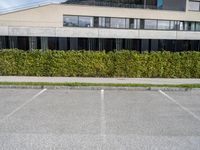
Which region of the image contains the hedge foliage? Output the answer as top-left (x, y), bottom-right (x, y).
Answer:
top-left (0, 49), bottom-right (200, 78)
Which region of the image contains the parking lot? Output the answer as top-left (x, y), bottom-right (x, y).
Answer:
top-left (0, 88), bottom-right (200, 150)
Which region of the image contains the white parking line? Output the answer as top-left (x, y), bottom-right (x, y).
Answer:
top-left (101, 89), bottom-right (106, 143)
top-left (0, 88), bottom-right (47, 123)
top-left (159, 90), bottom-right (200, 122)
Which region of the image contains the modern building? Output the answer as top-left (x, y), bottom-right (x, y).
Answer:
top-left (0, 0), bottom-right (200, 52)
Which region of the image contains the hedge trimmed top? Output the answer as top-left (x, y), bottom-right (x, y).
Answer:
top-left (0, 49), bottom-right (200, 78)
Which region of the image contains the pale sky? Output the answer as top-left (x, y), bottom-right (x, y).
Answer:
top-left (0, 0), bottom-right (66, 10)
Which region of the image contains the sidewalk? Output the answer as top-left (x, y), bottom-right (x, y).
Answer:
top-left (0, 76), bottom-right (200, 85)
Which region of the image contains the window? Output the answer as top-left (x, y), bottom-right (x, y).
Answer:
top-left (188, 1), bottom-right (200, 11)
top-left (174, 21), bottom-right (180, 30)
top-left (129, 19), bottom-right (134, 29)
top-left (125, 19), bottom-right (129, 29)
top-left (146, 0), bottom-right (157, 9)
top-left (110, 18), bottom-right (126, 28)
top-left (135, 19), bottom-right (140, 29)
top-left (63, 16), bottom-right (78, 27)
top-left (188, 22), bottom-right (196, 31)
top-left (169, 21), bottom-right (175, 30)
top-left (196, 22), bottom-right (200, 31)
top-left (157, 0), bottom-right (164, 9)
top-left (99, 17), bottom-right (106, 27)
top-left (94, 17), bottom-right (99, 27)
top-left (140, 19), bottom-right (145, 29)
top-left (144, 19), bottom-right (157, 29)
top-left (63, 15), bottom-right (200, 32)
top-left (157, 20), bottom-right (170, 30)
top-left (79, 16), bottom-right (93, 27)
top-left (180, 21), bottom-right (184, 30)
top-left (105, 17), bottom-right (110, 28)
top-left (183, 22), bottom-right (196, 31)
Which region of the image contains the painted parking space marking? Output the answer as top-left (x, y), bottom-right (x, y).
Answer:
top-left (0, 88), bottom-right (47, 124)
top-left (159, 90), bottom-right (200, 122)
top-left (101, 89), bottom-right (106, 143)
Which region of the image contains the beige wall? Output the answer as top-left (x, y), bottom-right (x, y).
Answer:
top-left (0, 4), bottom-right (200, 28)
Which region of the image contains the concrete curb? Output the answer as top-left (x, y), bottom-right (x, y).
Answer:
top-left (0, 85), bottom-right (199, 91)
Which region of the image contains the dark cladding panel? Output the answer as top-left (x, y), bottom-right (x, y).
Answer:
top-left (78, 38), bottom-right (88, 50)
top-left (59, 37), bottom-right (68, 50)
top-left (18, 37), bottom-right (29, 50)
top-left (116, 39), bottom-right (123, 50)
top-left (88, 38), bottom-right (98, 50)
top-left (70, 38), bottom-right (78, 50)
top-left (41, 37), bottom-right (48, 50)
top-left (141, 39), bottom-right (149, 52)
top-left (9, 37), bottom-right (18, 49)
top-left (48, 37), bottom-right (58, 50)
top-left (29, 37), bottom-right (37, 50)
top-left (0, 36), bottom-right (7, 49)
top-left (151, 40), bottom-right (158, 51)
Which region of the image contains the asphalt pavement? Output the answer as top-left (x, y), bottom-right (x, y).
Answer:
top-left (0, 88), bottom-right (200, 150)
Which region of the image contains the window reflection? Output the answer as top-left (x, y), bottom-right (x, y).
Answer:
top-left (63, 15), bottom-right (200, 32)
top-left (105, 18), bottom-right (110, 28)
top-left (99, 17), bottom-right (106, 27)
top-left (79, 16), bottom-right (93, 27)
top-left (144, 20), bottom-right (157, 29)
top-left (111, 18), bottom-right (126, 28)
top-left (189, 1), bottom-right (200, 11)
top-left (63, 16), bottom-right (78, 27)
top-left (196, 23), bottom-right (200, 31)
top-left (157, 20), bottom-right (170, 30)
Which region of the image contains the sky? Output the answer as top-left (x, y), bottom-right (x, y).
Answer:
top-left (0, 0), bottom-right (66, 11)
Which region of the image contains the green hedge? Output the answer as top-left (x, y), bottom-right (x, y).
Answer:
top-left (0, 49), bottom-right (200, 78)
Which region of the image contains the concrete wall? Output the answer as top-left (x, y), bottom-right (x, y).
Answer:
top-left (0, 4), bottom-right (199, 40)
top-left (1, 26), bottom-right (200, 40)
top-left (0, 4), bottom-right (200, 29)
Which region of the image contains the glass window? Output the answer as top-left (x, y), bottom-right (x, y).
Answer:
top-left (105, 17), bottom-right (110, 28)
top-left (157, 0), bottom-right (164, 9)
top-left (184, 22), bottom-right (189, 30)
top-left (129, 19), bottom-right (134, 29)
top-left (135, 19), bottom-right (140, 29)
top-left (140, 19), bottom-right (145, 29)
top-left (169, 21), bottom-right (175, 30)
top-left (188, 1), bottom-right (200, 11)
top-left (111, 18), bottom-right (126, 28)
top-left (79, 16), bottom-right (93, 27)
top-left (196, 22), bottom-right (200, 31)
top-left (63, 16), bottom-right (78, 27)
top-left (125, 19), bottom-right (129, 29)
top-left (191, 22), bottom-right (196, 31)
top-left (94, 17), bottom-right (99, 27)
top-left (157, 20), bottom-right (170, 30)
top-left (144, 19), bottom-right (157, 29)
top-left (174, 21), bottom-right (180, 30)
top-left (184, 22), bottom-right (196, 31)
top-left (99, 17), bottom-right (106, 27)
top-left (146, 0), bottom-right (157, 9)
top-left (179, 21), bottom-right (184, 30)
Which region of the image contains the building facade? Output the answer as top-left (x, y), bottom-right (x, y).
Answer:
top-left (0, 0), bottom-right (200, 52)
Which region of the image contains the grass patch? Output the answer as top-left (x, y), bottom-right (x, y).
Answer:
top-left (0, 82), bottom-right (200, 89)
